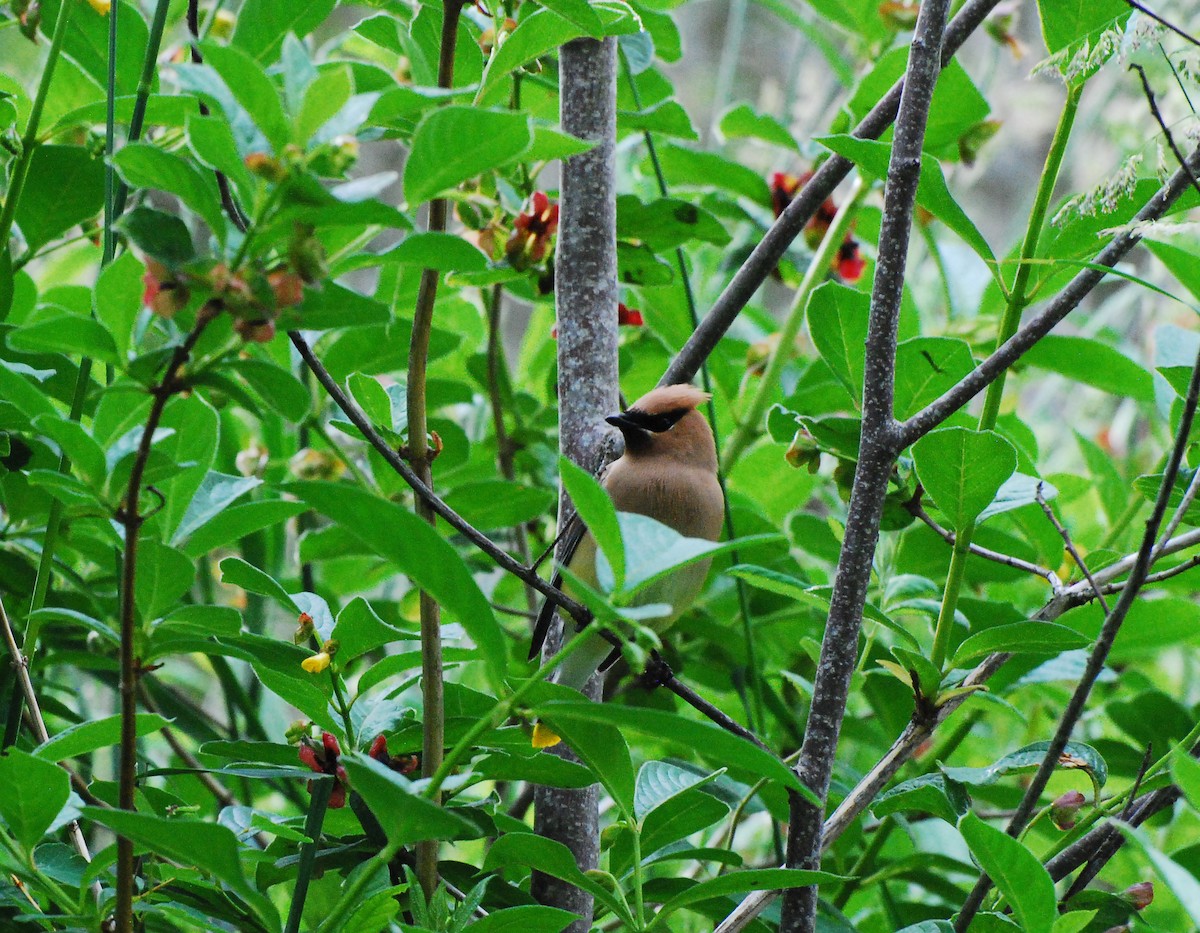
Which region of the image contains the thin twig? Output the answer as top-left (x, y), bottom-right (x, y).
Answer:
top-left (660, 0), bottom-right (1004, 388)
top-left (0, 595), bottom-right (95, 871)
top-left (908, 497), bottom-right (1063, 589)
top-left (1153, 465), bottom-right (1200, 559)
top-left (1121, 0), bottom-right (1200, 48)
top-left (1036, 482), bottom-right (1108, 613)
top-left (289, 332), bottom-right (589, 627)
top-left (115, 306), bottom-right (219, 933)
top-left (955, 334), bottom-right (1200, 931)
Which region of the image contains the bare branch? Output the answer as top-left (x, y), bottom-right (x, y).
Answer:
top-left (896, 142), bottom-right (1200, 449)
top-left (660, 0), bottom-right (1005, 387)
top-left (1036, 482), bottom-right (1108, 613)
top-left (908, 497), bottom-right (1063, 589)
top-left (778, 2), bottom-right (955, 928)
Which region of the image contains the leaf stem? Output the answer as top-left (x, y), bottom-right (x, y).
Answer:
top-left (723, 175), bottom-right (865, 470)
top-left (927, 84), bottom-right (1080, 672)
top-left (283, 776), bottom-right (332, 933)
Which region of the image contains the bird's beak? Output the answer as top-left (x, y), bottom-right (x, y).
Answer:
top-left (605, 412), bottom-right (638, 432)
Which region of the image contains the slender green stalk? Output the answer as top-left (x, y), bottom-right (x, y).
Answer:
top-left (284, 777), bottom-right (333, 933)
top-left (329, 672), bottom-right (355, 747)
top-left (408, 0), bottom-right (464, 896)
top-left (423, 629), bottom-right (593, 799)
top-left (111, 0), bottom-right (173, 220)
top-left (630, 822), bottom-right (646, 929)
top-left (314, 842), bottom-right (400, 933)
top-left (103, 0), bottom-right (120, 263)
top-left (928, 85), bottom-right (1081, 671)
top-left (723, 175), bottom-right (867, 469)
top-left (0, 0), bottom-right (73, 252)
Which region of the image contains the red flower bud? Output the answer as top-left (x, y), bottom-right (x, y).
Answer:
top-left (1123, 881), bottom-right (1153, 910)
top-left (268, 269), bottom-right (304, 308)
top-left (368, 735), bottom-right (389, 762)
top-left (234, 317), bottom-right (277, 343)
top-left (1050, 790), bottom-right (1086, 831)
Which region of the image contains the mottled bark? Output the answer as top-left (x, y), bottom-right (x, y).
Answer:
top-left (531, 36), bottom-right (619, 933)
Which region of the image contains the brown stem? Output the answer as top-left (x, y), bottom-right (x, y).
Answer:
top-left (408, 0), bottom-right (464, 897)
top-left (115, 307), bottom-right (217, 933)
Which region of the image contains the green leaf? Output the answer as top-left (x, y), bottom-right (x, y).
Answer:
top-left (443, 481), bottom-right (556, 531)
top-left (467, 905), bottom-right (580, 933)
top-left (635, 760), bottom-right (723, 822)
top-left (232, 0), bottom-right (337, 62)
top-left (893, 336), bottom-right (976, 419)
top-left (655, 144), bottom-right (771, 207)
top-left (1173, 751), bottom-right (1200, 814)
top-left (287, 482), bottom-right (506, 690)
top-left (619, 101), bottom-right (698, 140)
top-left (384, 233), bottom-right (488, 273)
top-left (872, 773), bottom-right (970, 824)
top-left (943, 741), bottom-right (1107, 794)
top-left (219, 556), bottom-right (299, 611)
top-left (718, 103), bottom-right (798, 151)
top-left (0, 360), bottom-right (57, 420)
top-left (978, 473), bottom-right (1056, 523)
top-left (35, 714), bottom-right (169, 763)
top-left (1037, 0), bottom-right (1129, 54)
top-left (230, 359), bottom-right (311, 423)
top-left (331, 597), bottom-right (410, 663)
top-left (477, 10), bottom-right (592, 105)
top-left (111, 143), bottom-right (225, 240)
top-left (95, 250), bottom-right (144, 362)
top-left (959, 811), bottom-right (1056, 933)
top-left (9, 316), bottom-right (118, 365)
top-left (171, 471), bottom-right (263, 545)
top-left (913, 427), bottom-right (1017, 530)
top-left (657, 869), bottom-right (842, 921)
top-left (12, 145), bottom-right (105, 252)
top-left (1116, 824), bottom-right (1200, 925)
top-left (116, 206), bottom-right (195, 269)
top-left (532, 701), bottom-right (816, 803)
top-left (559, 456), bottom-right (625, 591)
top-left (817, 134), bottom-right (996, 271)
top-left (617, 195), bottom-right (731, 250)
top-left (181, 500), bottom-right (307, 558)
top-left (200, 43), bottom-right (290, 152)
top-left (951, 621), bottom-right (1090, 666)
top-left (482, 833), bottom-right (636, 926)
top-left (404, 107), bottom-right (534, 205)
top-left (538, 0), bottom-right (604, 35)
top-left (187, 112), bottom-right (254, 196)
top-left (32, 414), bottom-right (107, 489)
top-left (135, 540), bottom-right (196, 621)
top-left (807, 281), bottom-right (869, 403)
top-left (82, 807), bottom-right (277, 927)
top-left (1021, 335), bottom-right (1153, 403)
top-left (341, 753), bottom-right (475, 847)
top-left (0, 750), bottom-right (71, 850)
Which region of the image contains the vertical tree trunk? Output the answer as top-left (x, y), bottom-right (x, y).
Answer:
top-left (531, 36), bottom-right (619, 933)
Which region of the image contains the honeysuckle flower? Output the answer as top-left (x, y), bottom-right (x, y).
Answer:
top-left (142, 259), bottom-right (190, 318)
top-left (298, 731), bottom-right (349, 807)
top-left (300, 651), bottom-right (330, 674)
top-left (368, 735), bottom-right (420, 775)
top-left (293, 612), bottom-right (315, 645)
top-left (86, 0), bottom-right (111, 15)
top-left (506, 191), bottom-right (559, 268)
top-left (235, 441), bottom-right (269, 479)
top-left (769, 171), bottom-right (865, 283)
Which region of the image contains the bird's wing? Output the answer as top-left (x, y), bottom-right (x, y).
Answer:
top-left (528, 509), bottom-right (590, 660)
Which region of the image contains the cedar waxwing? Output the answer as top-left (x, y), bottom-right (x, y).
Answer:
top-left (529, 384), bottom-right (725, 747)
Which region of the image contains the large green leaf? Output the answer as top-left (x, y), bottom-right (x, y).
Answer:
top-left (951, 621), bottom-right (1090, 666)
top-left (816, 135), bottom-right (996, 272)
top-left (912, 427), bottom-right (1017, 530)
top-left (13, 146), bottom-right (105, 251)
top-left (34, 714), bottom-right (169, 762)
top-left (807, 281), bottom-right (869, 403)
top-left (404, 107), bottom-right (534, 205)
top-left (9, 316), bottom-right (119, 365)
top-left (232, 0), bottom-right (337, 63)
top-left (0, 750), bottom-right (71, 850)
top-left (111, 143), bottom-right (225, 239)
top-left (656, 868), bottom-right (841, 922)
top-left (1021, 335), bottom-right (1153, 403)
top-left (1037, 0), bottom-right (1129, 53)
top-left (198, 42), bottom-right (290, 152)
top-left (341, 754), bottom-right (475, 847)
top-left (286, 482), bottom-right (506, 689)
top-left (959, 812), bottom-right (1055, 933)
top-left (559, 456), bottom-right (625, 591)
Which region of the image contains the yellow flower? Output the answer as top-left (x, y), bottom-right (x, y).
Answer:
top-left (301, 651), bottom-right (330, 674)
top-left (86, 0), bottom-right (112, 15)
